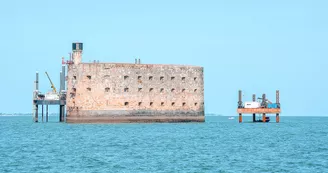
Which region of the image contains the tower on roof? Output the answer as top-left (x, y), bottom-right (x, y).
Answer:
top-left (72, 42), bottom-right (83, 64)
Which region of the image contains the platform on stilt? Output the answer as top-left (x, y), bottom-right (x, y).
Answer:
top-left (237, 90), bottom-right (281, 123)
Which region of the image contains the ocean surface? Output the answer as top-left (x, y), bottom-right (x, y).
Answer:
top-left (0, 116), bottom-right (327, 173)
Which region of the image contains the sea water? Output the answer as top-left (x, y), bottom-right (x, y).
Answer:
top-left (0, 116), bottom-right (327, 173)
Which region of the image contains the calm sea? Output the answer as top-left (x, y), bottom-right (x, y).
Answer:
top-left (0, 116), bottom-right (327, 173)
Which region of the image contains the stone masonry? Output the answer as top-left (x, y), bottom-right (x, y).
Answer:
top-left (66, 43), bottom-right (204, 123)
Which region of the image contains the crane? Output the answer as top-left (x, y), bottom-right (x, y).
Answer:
top-left (45, 72), bottom-right (57, 93)
top-left (257, 97), bottom-right (272, 104)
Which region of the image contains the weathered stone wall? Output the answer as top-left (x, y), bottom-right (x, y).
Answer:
top-left (66, 63), bottom-right (204, 123)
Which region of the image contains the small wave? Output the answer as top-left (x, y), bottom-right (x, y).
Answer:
top-left (0, 114), bottom-right (32, 117)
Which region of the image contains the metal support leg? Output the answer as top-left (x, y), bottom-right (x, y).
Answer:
top-left (42, 104), bottom-right (44, 123)
top-left (59, 105), bottom-right (65, 122)
top-left (253, 113), bottom-right (256, 122)
top-left (62, 106), bottom-right (65, 122)
top-left (33, 104), bottom-right (38, 123)
top-left (276, 113), bottom-right (280, 123)
top-left (46, 105), bottom-right (48, 122)
top-left (262, 113), bottom-right (266, 123)
top-left (239, 113), bottom-right (242, 123)
top-left (59, 106), bottom-right (62, 122)
top-left (35, 105), bottom-right (39, 123)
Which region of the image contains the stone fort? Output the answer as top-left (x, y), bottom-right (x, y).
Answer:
top-left (66, 43), bottom-right (204, 123)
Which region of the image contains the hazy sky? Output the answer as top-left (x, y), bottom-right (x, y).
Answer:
top-left (1, 0), bottom-right (327, 116)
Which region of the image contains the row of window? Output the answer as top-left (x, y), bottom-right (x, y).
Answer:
top-left (134, 76), bottom-right (196, 81)
top-left (80, 88), bottom-right (198, 93)
top-left (124, 102), bottom-right (199, 107)
top-left (78, 75), bottom-right (198, 81)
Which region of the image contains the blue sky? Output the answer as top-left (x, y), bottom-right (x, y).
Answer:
top-left (0, 0), bottom-right (327, 116)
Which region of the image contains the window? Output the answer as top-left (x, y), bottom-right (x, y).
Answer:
top-left (182, 77), bottom-right (185, 81)
top-left (149, 76), bottom-right (153, 80)
top-left (182, 89), bottom-right (186, 93)
top-left (171, 88), bottom-right (175, 92)
top-left (138, 102), bottom-right (142, 106)
top-left (124, 76), bottom-right (129, 80)
top-left (171, 102), bottom-right (175, 106)
top-left (105, 87), bottom-right (110, 92)
top-left (195, 103), bottom-right (198, 106)
top-left (182, 102), bottom-right (186, 107)
top-left (138, 76), bottom-right (142, 80)
top-left (150, 102), bottom-right (153, 106)
top-left (71, 88), bottom-right (77, 97)
top-left (194, 89), bottom-right (197, 92)
top-left (160, 76), bottom-right (164, 81)
top-left (161, 102), bottom-right (164, 106)
top-left (73, 76), bottom-right (76, 80)
top-left (87, 87), bottom-right (91, 91)
top-left (125, 102), bottom-right (129, 106)
top-left (160, 88), bottom-right (164, 93)
top-left (171, 77), bottom-right (175, 80)
top-left (124, 88), bottom-right (129, 92)
top-left (194, 77), bottom-right (197, 81)
top-left (149, 88), bottom-right (154, 92)
top-left (138, 88), bottom-right (142, 92)
top-left (87, 75), bottom-right (91, 80)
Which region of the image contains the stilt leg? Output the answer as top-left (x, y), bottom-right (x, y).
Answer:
top-left (276, 113), bottom-right (280, 123)
top-left (262, 113), bottom-right (266, 123)
top-left (42, 104), bottom-right (44, 123)
top-left (59, 105), bottom-right (65, 122)
top-left (35, 105), bottom-right (39, 123)
top-left (46, 105), bottom-right (48, 122)
top-left (252, 113), bottom-right (256, 122)
top-left (62, 106), bottom-right (65, 122)
top-left (59, 106), bottom-right (62, 122)
top-left (239, 113), bottom-right (242, 123)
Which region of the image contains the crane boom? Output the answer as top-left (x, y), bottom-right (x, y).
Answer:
top-left (45, 72), bottom-right (57, 93)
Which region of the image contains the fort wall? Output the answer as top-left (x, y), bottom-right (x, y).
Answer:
top-left (66, 63), bottom-right (204, 123)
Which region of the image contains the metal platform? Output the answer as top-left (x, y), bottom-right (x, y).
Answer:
top-left (237, 108), bottom-right (281, 114)
top-left (33, 100), bottom-right (66, 105)
top-left (237, 90), bottom-right (281, 123)
top-left (32, 64), bottom-right (66, 123)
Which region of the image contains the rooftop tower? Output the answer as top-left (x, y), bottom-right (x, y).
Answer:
top-left (72, 42), bottom-right (83, 64)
